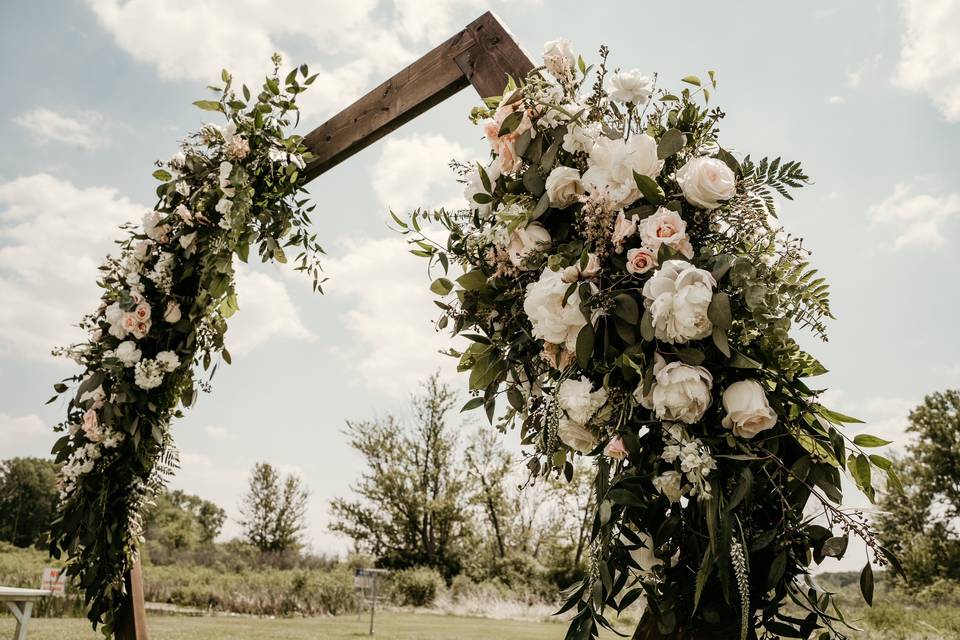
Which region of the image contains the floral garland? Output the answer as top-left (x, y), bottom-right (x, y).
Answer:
top-left (402, 41), bottom-right (901, 639)
top-left (48, 56), bottom-right (324, 633)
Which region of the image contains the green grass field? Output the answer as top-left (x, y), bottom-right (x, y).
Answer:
top-left (0, 611), bottom-right (600, 640)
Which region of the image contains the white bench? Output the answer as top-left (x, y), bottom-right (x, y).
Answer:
top-left (0, 588), bottom-right (51, 640)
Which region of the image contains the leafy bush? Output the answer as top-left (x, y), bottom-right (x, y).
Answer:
top-left (390, 567), bottom-right (444, 607)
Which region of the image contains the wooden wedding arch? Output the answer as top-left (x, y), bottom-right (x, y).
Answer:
top-left (115, 12), bottom-right (535, 639)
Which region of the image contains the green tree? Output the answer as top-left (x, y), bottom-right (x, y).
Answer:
top-left (329, 374), bottom-right (470, 578)
top-left (239, 462), bottom-right (309, 552)
top-left (144, 489), bottom-right (226, 549)
top-left (875, 390), bottom-right (960, 585)
top-left (0, 457), bottom-right (59, 548)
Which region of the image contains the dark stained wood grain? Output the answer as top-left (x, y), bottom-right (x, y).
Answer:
top-left (301, 11), bottom-right (535, 182)
top-left (118, 12), bottom-right (533, 639)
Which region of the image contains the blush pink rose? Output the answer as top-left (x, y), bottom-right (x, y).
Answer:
top-left (626, 247), bottom-right (657, 274)
top-left (638, 207), bottom-right (694, 259)
top-left (611, 211), bottom-right (638, 251)
top-left (604, 436), bottom-right (629, 460)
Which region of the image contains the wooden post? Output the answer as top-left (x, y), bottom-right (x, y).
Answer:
top-left (115, 12), bottom-right (533, 640)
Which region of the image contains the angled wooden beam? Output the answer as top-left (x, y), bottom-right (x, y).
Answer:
top-left (301, 11), bottom-right (535, 182)
top-left (116, 13), bottom-right (533, 639)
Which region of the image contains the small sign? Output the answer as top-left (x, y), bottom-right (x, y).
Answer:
top-left (41, 567), bottom-right (66, 596)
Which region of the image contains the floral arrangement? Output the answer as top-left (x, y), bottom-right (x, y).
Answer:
top-left (401, 41), bottom-right (901, 639)
top-left (47, 56), bottom-right (323, 633)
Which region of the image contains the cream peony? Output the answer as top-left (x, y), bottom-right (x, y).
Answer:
top-left (545, 166), bottom-right (584, 208)
top-left (116, 341), bottom-right (142, 367)
top-left (543, 38), bottom-right (576, 80)
top-left (638, 207), bottom-right (694, 258)
top-left (642, 260), bottom-right (716, 343)
top-left (483, 98), bottom-right (533, 174)
top-left (676, 156), bottom-right (736, 210)
top-left (609, 70), bottom-right (654, 105)
top-left (557, 377), bottom-right (608, 425)
top-left (156, 351), bottom-right (180, 372)
top-left (523, 267), bottom-right (588, 351)
top-left (558, 417), bottom-right (598, 453)
top-left (721, 380), bottom-right (778, 439)
top-left (506, 223), bottom-right (551, 269)
top-left (562, 122), bottom-right (601, 155)
top-left (626, 247), bottom-right (657, 274)
top-left (647, 362), bottom-right (713, 424)
top-left (582, 134), bottom-right (663, 208)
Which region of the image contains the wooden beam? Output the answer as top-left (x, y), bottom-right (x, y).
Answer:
top-left (301, 11), bottom-right (534, 182)
top-left (117, 13), bottom-right (533, 639)
top-left (116, 558), bottom-right (148, 640)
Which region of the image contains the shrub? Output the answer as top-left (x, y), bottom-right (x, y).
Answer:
top-left (391, 567), bottom-right (444, 607)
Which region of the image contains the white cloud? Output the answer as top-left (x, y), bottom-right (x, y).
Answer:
top-left (226, 266), bottom-right (314, 356)
top-left (0, 174), bottom-right (142, 360)
top-left (867, 181), bottom-right (960, 249)
top-left (13, 108), bottom-right (105, 149)
top-left (204, 425), bottom-right (231, 441)
top-left (845, 70), bottom-right (862, 89)
top-left (169, 451), bottom-right (248, 539)
top-left (852, 396), bottom-right (916, 452)
top-left (324, 233), bottom-right (463, 398)
top-left (0, 414), bottom-right (47, 451)
top-left (81, 0), bottom-right (533, 119)
top-left (372, 133), bottom-right (473, 212)
top-left (826, 96), bottom-right (846, 105)
top-left (894, 0), bottom-right (960, 121)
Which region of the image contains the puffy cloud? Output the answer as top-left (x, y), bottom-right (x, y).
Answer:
top-left (894, 0), bottom-right (960, 121)
top-left (13, 108), bottom-right (105, 149)
top-left (204, 425), bottom-right (231, 441)
top-left (868, 181), bottom-right (960, 249)
top-left (0, 414), bottom-right (47, 453)
top-left (0, 174), bottom-right (142, 360)
top-left (372, 133), bottom-right (473, 212)
top-left (226, 267), bottom-right (314, 357)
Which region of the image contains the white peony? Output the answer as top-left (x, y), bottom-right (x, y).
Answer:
top-left (464, 162), bottom-right (501, 217)
top-left (523, 267), bottom-right (589, 351)
top-left (638, 207), bottom-right (694, 258)
top-left (557, 377), bottom-right (608, 425)
top-left (543, 38), bottom-right (576, 80)
top-left (582, 134), bottom-right (663, 208)
top-left (506, 223), bottom-right (551, 269)
top-left (562, 122), bottom-right (601, 155)
top-left (545, 166), bottom-right (584, 208)
top-left (721, 380), bottom-right (778, 439)
top-left (116, 341), bottom-right (142, 367)
top-left (648, 362), bottom-right (713, 424)
top-left (558, 417), bottom-right (598, 453)
top-left (675, 156), bottom-right (736, 210)
top-left (642, 260), bottom-right (716, 343)
top-left (156, 351), bottom-right (180, 372)
top-left (142, 210), bottom-right (169, 243)
top-left (609, 70), bottom-right (654, 105)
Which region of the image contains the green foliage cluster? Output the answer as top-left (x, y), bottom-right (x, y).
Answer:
top-left (400, 47), bottom-right (898, 640)
top-left (47, 57), bottom-right (323, 634)
top-left (0, 457), bottom-right (59, 548)
top-left (390, 567), bottom-right (445, 607)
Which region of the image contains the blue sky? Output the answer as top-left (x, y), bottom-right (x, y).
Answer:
top-left (1, 0), bottom-right (959, 572)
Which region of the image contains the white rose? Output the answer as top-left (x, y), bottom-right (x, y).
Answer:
top-left (142, 210), bottom-right (169, 243)
top-left (676, 157), bottom-right (736, 210)
top-left (558, 417), bottom-right (598, 453)
top-left (464, 162), bottom-right (501, 216)
top-left (545, 166), bottom-right (584, 208)
top-left (116, 341), bottom-right (142, 367)
top-left (156, 351), bottom-right (180, 372)
top-left (721, 380), bottom-right (777, 439)
top-left (164, 301), bottom-right (182, 323)
top-left (562, 122), bottom-right (601, 155)
top-left (557, 377), bottom-right (608, 425)
top-left (218, 161), bottom-right (235, 197)
top-left (638, 207), bottom-right (694, 259)
top-left (626, 247), bottom-right (657, 275)
top-left (543, 38), bottom-right (575, 79)
top-left (582, 134), bottom-right (663, 208)
top-left (507, 223), bottom-right (551, 270)
top-left (523, 267), bottom-right (588, 351)
top-left (648, 362), bottom-right (713, 424)
top-left (641, 260), bottom-right (716, 343)
top-left (609, 70), bottom-right (654, 105)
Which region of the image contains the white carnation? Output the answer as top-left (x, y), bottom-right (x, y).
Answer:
top-left (134, 359), bottom-right (164, 390)
top-left (609, 70), bottom-right (654, 105)
top-left (156, 351), bottom-right (180, 372)
top-left (582, 134), bottom-right (663, 208)
top-left (116, 341), bottom-right (142, 367)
